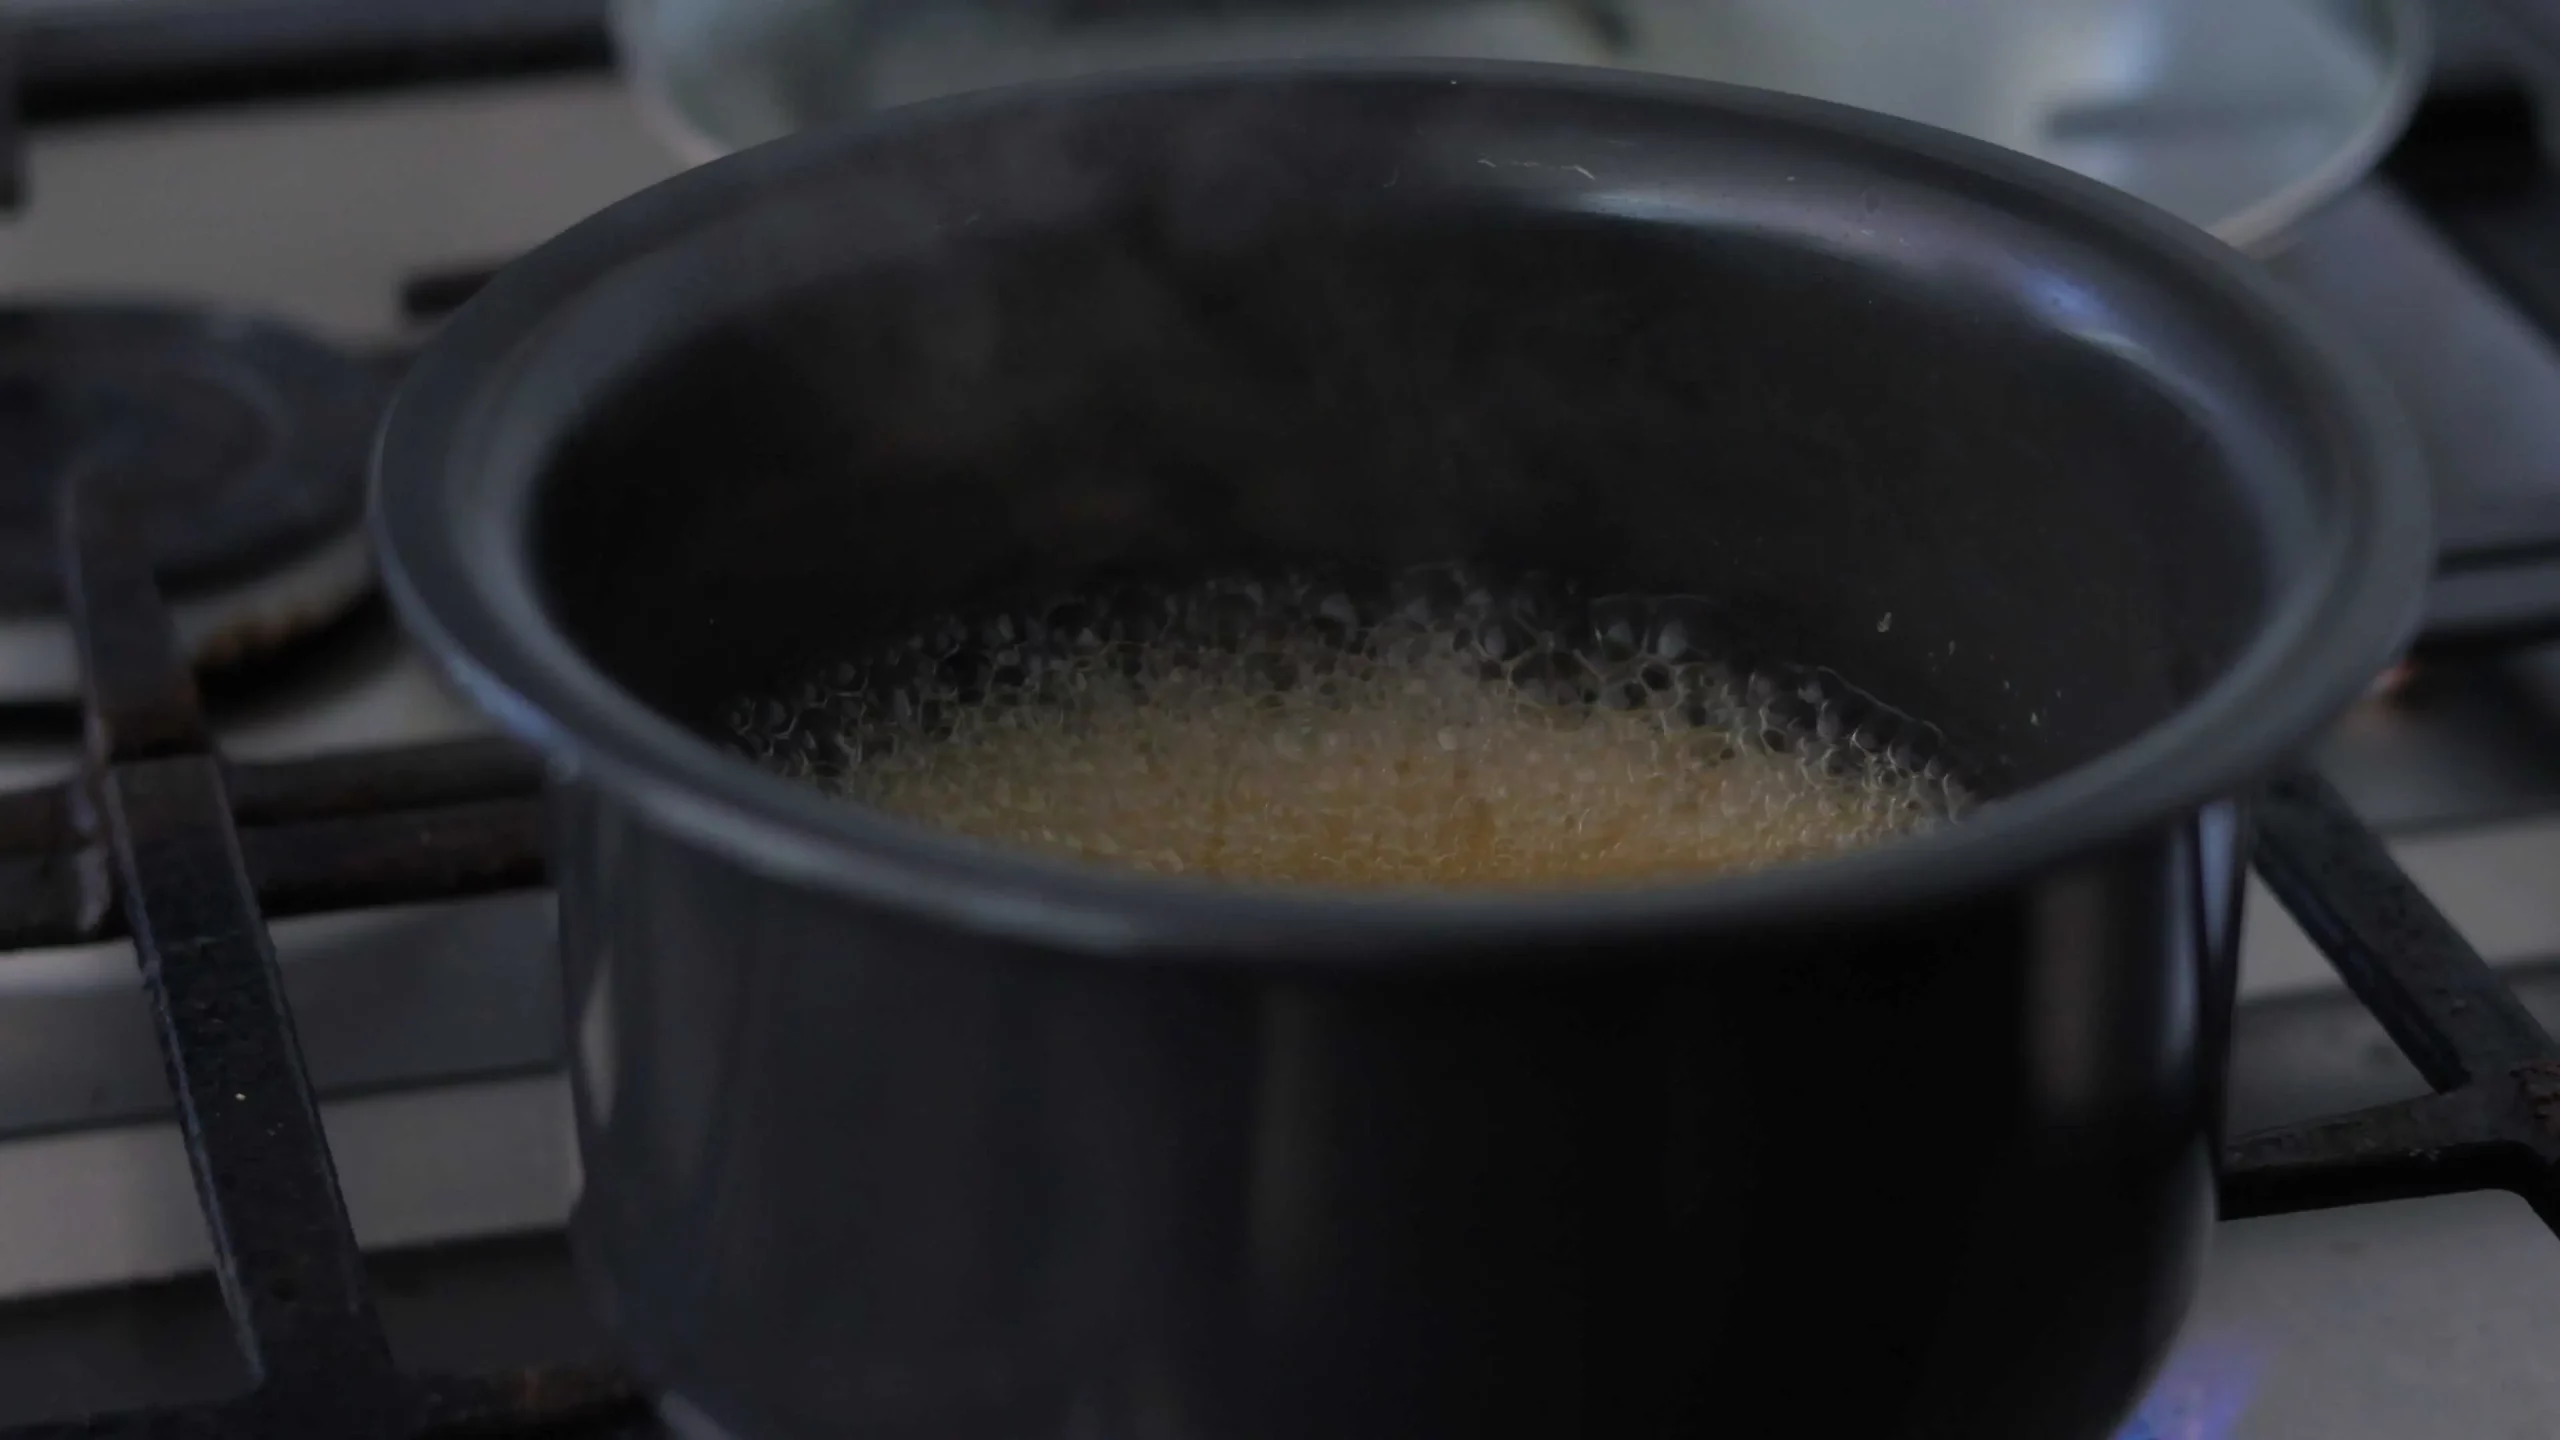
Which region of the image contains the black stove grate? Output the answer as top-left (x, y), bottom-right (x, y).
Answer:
top-left (2224, 769), bottom-right (2560, 1227)
top-left (0, 468), bottom-right (639, 1438)
top-left (0, 472), bottom-right (2548, 1437)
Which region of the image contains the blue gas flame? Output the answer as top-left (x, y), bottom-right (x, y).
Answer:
top-left (2115, 1334), bottom-right (2259, 1440)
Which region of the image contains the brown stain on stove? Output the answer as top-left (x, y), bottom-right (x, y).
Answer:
top-left (189, 599), bottom-right (335, 672)
top-left (2515, 1058), bottom-right (2560, 1132)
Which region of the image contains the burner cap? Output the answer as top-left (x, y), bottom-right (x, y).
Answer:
top-left (0, 305), bottom-right (387, 702)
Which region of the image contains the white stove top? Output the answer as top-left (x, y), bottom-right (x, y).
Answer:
top-left (0, 63), bottom-right (2551, 1440)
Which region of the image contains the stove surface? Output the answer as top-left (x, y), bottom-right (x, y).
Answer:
top-left (0, 17), bottom-right (2554, 1440)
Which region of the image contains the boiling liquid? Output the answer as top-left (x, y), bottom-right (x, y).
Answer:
top-left (733, 570), bottom-right (1966, 888)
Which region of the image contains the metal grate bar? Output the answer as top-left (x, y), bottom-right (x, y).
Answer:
top-left (0, 1367), bottom-right (651, 1440)
top-left (2225, 770), bottom-right (2560, 1229)
top-left (2247, 768), bottom-right (2556, 1088)
top-left (2220, 1083), bottom-right (2529, 1218)
top-left (58, 465), bottom-right (403, 1426)
top-left (0, 793), bottom-right (546, 950)
top-left (7, 0), bottom-right (612, 126)
top-left (225, 739), bottom-right (545, 827)
top-left (0, 737), bottom-right (548, 951)
top-left (0, 737), bottom-right (546, 858)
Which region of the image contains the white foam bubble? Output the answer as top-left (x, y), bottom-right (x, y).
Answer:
top-left (732, 567), bottom-right (1966, 889)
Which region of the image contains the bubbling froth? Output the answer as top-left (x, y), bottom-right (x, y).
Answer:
top-left (730, 567), bottom-right (1970, 888)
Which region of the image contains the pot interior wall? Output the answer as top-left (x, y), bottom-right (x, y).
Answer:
top-left (528, 110), bottom-right (2300, 800)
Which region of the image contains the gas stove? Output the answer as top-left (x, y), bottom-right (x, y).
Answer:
top-left (0, 4), bottom-right (2558, 1438)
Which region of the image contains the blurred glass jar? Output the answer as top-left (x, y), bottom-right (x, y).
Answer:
top-left (609, 0), bottom-right (2424, 253)
top-left (613, 0), bottom-right (1634, 161)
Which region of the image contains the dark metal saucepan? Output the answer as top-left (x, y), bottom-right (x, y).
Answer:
top-left (372, 64), bottom-right (2430, 1440)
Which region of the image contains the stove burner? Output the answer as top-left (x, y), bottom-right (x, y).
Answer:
top-left (0, 305), bottom-right (385, 702)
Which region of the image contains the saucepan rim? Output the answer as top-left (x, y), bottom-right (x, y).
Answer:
top-left (372, 60), bottom-right (2431, 964)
